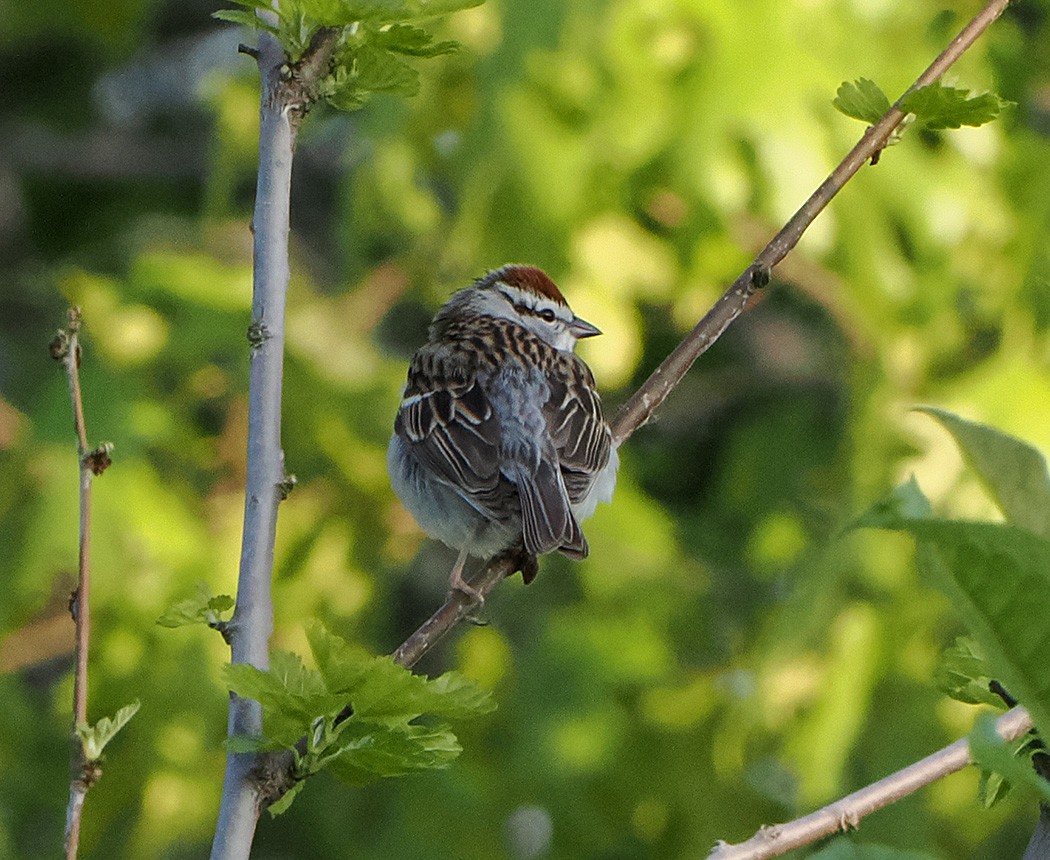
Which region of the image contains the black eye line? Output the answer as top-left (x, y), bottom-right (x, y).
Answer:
top-left (512, 301), bottom-right (558, 324)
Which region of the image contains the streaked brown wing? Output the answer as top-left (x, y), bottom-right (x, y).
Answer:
top-left (395, 351), bottom-right (506, 516)
top-left (544, 353), bottom-right (611, 503)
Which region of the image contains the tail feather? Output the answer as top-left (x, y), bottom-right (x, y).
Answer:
top-left (515, 460), bottom-right (588, 559)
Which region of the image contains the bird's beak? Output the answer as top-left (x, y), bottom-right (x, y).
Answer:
top-left (570, 316), bottom-right (602, 339)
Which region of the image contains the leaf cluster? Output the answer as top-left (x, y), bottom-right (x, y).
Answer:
top-left (834, 77), bottom-right (1010, 132)
top-left (214, 0), bottom-right (479, 110)
top-left (857, 408), bottom-right (1050, 808)
top-left (222, 623), bottom-right (494, 814)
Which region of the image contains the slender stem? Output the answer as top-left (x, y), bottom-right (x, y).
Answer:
top-left (211, 30), bottom-right (291, 860)
top-left (613, 0), bottom-right (1011, 444)
top-left (708, 707), bottom-right (1033, 860)
top-left (56, 308), bottom-right (94, 860)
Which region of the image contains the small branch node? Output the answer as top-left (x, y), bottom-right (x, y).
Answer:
top-left (49, 330), bottom-right (71, 361)
top-left (82, 443), bottom-right (114, 476)
top-left (749, 264), bottom-right (772, 290)
top-left (238, 43), bottom-right (261, 60)
top-left (277, 474), bottom-right (297, 501)
top-left (210, 620), bottom-right (234, 645)
top-left (247, 321), bottom-right (271, 351)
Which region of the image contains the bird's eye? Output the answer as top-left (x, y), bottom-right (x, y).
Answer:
top-left (539, 308), bottom-right (557, 323)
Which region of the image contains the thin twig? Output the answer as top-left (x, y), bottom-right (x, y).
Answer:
top-left (708, 707), bottom-right (1033, 859)
top-left (51, 308), bottom-right (104, 860)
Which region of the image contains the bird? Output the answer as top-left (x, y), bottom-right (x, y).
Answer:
top-left (387, 264), bottom-right (619, 599)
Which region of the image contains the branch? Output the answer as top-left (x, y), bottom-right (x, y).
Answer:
top-left (386, 0), bottom-right (1015, 667)
top-left (708, 707), bottom-right (1033, 859)
top-left (211, 17), bottom-right (350, 858)
top-left (50, 308), bottom-right (112, 860)
top-left (211, 29), bottom-right (294, 860)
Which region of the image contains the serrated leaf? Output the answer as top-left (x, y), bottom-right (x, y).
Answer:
top-left (76, 700), bottom-right (141, 761)
top-left (900, 83), bottom-right (1010, 129)
top-left (212, 8), bottom-right (281, 35)
top-left (970, 714), bottom-right (1050, 805)
top-left (267, 780), bottom-right (305, 816)
top-left (833, 78), bottom-right (892, 125)
top-left (224, 653), bottom-right (348, 744)
top-left (306, 623), bottom-right (496, 721)
top-left (352, 44), bottom-right (420, 94)
top-left (219, 0), bottom-right (277, 10)
top-left (809, 836), bottom-right (940, 859)
top-left (864, 508), bottom-right (1050, 738)
top-left (375, 23), bottom-right (458, 56)
top-left (978, 765), bottom-right (1012, 809)
top-left (157, 584), bottom-right (234, 628)
top-left (225, 733), bottom-right (286, 754)
top-left (324, 720), bottom-right (462, 784)
top-left (225, 625), bottom-right (494, 814)
top-left (936, 637), bottom-right (1004, 708)
top-left (917, 407), bottom-right (1050, 538)
top-left (850, 475), bottom-right (933, 530)
top-left (298, 0), bottom-right (481, 26)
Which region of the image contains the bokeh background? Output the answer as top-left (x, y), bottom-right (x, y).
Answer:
top-left (2, 0), bottom-right (1050, 857)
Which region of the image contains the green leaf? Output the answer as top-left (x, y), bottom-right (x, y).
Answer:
top-left (850, 475), bottom-right (933, 530)
top-left (212, 8), bottom-right (281, 35)
top-left (324, 720), bottom-right (463, 784)
top-left (352, 44), bottom-right (420, 95)
top-left (157, 584), bottom-right (234, 629)
top-left (809, 837), bottom-right (939, 859)
top-left (375, 24), bottom-right (458, 57)
top-left (900, 83), bottom-right (1011, 129)
top-left (267, 780), bottom-right (305, 817)
top-left (978, 764), bottom-right (1012, 809)
top-left (298, 0), bottom-right (481, 26)
top-left (223, 624), bottom-right (495, 814)
top-left (833, 78), bottom-right (892, 125)
top-left (76, 700), bottom-right (141, 762)
top-left (935, 637), bottom-right (1004, 708)
top-left (969, 714), bottom-right (1050, 805)
top-left (917, 407), bottom-right (1050, 538)
top-left (306, 623), bottom-right (496, 720)
top-left (224, 652), bottom-right (347, 745)
top-left (864, 508), bottom-right (1050, 738)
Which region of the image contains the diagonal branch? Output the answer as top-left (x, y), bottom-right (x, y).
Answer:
top-left (389, 0), bottom-right (1014, 669)
top-left (707, 706), bottom-right (1033, 859)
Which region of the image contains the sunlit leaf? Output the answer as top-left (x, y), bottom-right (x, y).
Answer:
top-left (969, 714), bottom-right (1050, 805)
top-left (76, 701), bottom-right (141, 762)
top-left (861, 492), bottom-right (1050, 738)
top-left (935, 637), bottom-right (1004, 708)
top-left (832, 78), bottom-right (892, 124)
top-left (809, 838), bottom-right (939, 859)
top-left (900, 82), bottom-right (1011, 129)
top-left (157, 584), bottom-right (234, 629)
top-left (917, 407), bottom-right (1050, 538)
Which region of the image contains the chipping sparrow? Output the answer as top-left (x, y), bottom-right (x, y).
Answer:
top-left (388, 264), bottom-right (619, 597)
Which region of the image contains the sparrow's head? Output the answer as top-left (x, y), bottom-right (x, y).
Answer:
top-left (463, 264), bottom-right (601, 351)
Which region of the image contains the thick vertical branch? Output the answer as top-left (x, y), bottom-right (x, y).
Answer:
top-left (211, 30), bottom-right (292, 860)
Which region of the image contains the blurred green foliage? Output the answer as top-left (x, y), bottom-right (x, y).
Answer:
top-left (2, 0), bottom-right (1050, 858)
